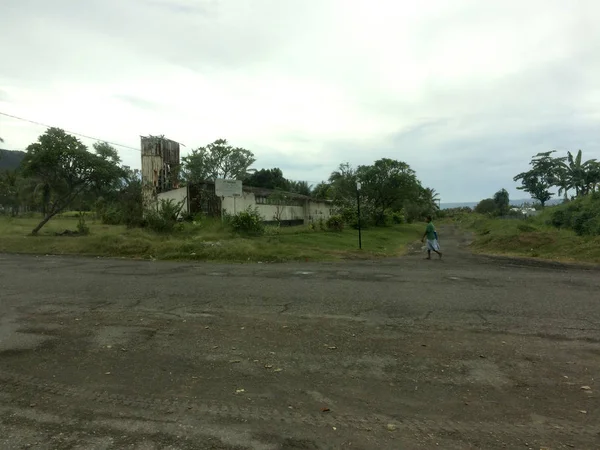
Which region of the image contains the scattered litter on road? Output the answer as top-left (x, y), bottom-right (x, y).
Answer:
top-left (387, 424), bottom-right (397, 431)
top-left (327, 346), bottom-right (337, 350)
top-left (274, 368), bottom-right (283, 372)
top-left (579, 410), bottom-right (587, 414)
top-left (580, 386), bottom-right (591, 391)
top-left (264, 364), bottom-right (273, 369)
top-left (105, 372), bottom-right (111, 375)
top-left (229, 360), bottom-right (241, 364)
top-left (235, 389), bottom-right (245, 394)
top-left (321, 407), bottom-right (330, 413)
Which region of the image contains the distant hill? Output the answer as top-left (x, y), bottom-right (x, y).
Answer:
top-left (0, 149), bottom-right (26, 170)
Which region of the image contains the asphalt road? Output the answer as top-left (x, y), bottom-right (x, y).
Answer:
top-left (1, 226), bottom-right (599, 449)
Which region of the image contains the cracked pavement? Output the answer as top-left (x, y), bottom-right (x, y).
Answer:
top-left (1, 226), bottom-right (599, 449)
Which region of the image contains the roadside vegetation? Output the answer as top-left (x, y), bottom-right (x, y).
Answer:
top-left (0, 212), bottom-right (423, 262)
top-left (443, 149), bottom-right (600, 264)
top-left (1, 128), bottom-right (435, 261)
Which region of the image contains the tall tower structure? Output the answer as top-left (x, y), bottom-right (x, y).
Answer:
top-left (140, 135), bottom-right (180, 210)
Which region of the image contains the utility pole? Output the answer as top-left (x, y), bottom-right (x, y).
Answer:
top-left (356, 181), bottom-right (362, 250)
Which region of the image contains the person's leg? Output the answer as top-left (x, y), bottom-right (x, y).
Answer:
top-left (432, 240), bottom-right (442, 259)
top-left (426, 249), bottom-right (431, 259)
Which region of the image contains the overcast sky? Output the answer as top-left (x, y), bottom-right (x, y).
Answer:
top-left (1, 0), bottom-right (599, 202)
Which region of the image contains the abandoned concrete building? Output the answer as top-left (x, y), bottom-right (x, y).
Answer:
top-left (141, 136), bottom-right (333, 226)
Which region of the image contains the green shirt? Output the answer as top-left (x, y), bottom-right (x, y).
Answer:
top-left (426, 222), bottom-right (436, 240)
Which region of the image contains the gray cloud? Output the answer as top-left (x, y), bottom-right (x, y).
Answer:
top-left (113, 95), bottom-right (164, 111)
top-left (1, 0), bottom-right (599, 202)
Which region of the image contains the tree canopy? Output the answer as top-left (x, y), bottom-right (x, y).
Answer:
top-left (514, 150), bottom-right (600, 206)
top-left (20, 128), bottom-right (125, 234)
top-left (182, 139), bottom-right (256, 182)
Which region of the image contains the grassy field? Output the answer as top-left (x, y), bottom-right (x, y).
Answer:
top-left (0, 214), bottom-right (423, 262)
top-left (451, 211), bottom-right (600, 264)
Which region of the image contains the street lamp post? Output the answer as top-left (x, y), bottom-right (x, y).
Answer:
top-left (356, 181), bottom-right (362, 250)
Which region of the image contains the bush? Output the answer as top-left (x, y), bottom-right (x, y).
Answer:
top-left (474, 198), bottom-right (497, 215)
top-left (228, 206), bottom-right (264, 236)
top-left (403, 201), bottom-right (425, 223)
top-left (145, 199), bottom-right (183, 233)
top-left (549, 194), bottom-right (600, 236)
top-left (391, 211), bottom-right (404, 224)
top-left (318, 218), bottom-right (326, 231)
top-left (98, 181), bottom-right (145, 228)
top-left (326, 215), bottom-right (344, 232)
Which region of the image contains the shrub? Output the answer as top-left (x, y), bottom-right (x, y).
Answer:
top-left (403, 201), bottom-right (425, 223)
top-left (76, 212), bottom-right (90, 235)
top-left (392, 211), bottom-right (404, 224)
top-left (145, 199), bottom-right (184, 233)
top-left (549, 194), bottom-right (600, 236)
top-left (474, 198), bottom-right (497, 215)
top-left (228, 206), bottom-right (264, 236)
top-left (326, 215), bottom-right (344, 232)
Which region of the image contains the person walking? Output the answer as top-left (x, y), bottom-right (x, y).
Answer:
top-left (421, 216), bottom-right (442, 260)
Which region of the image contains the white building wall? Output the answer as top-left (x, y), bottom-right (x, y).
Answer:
top-left (307, 201), bottom-right (333, 223)
top-left (156, 185), bottom-right (333, 225)
top-left (256, 204), bottom-right (306, 222)
top-left (156, 186), bottom-right (188, 218)
top-left (221, 191), bottom-right (256, 216)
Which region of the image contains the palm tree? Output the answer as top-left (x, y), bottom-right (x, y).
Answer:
top-left (559, 150), bottom-right (598, 197)
top-left (422, 187), bottom-right (440, 212)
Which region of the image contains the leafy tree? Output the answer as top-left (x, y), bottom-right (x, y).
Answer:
top-left (244, 168), bottom-right (288, 190)
top-left (357, 158), bottom-right (422, 225)
top-left (311, 182), bottom-right (332, 200)
top-left (493, 188), bottom-right (510, 215)
top-left (182, 139), bottom-right (256, 182)
top-left (0, 170), bottom-right (20, 215)
top-left (328, 162), bottom-right (359, 206)
top-left (21, 128), bottom-right (125, 234)
top-left (513, 151), bottom-right (561, 207)
top-left (475, 198), bottom-right (497, 214)
top-left (93, 141), bottom-right (122, 165)
top-left (288, 180), bottom-right (311, 196)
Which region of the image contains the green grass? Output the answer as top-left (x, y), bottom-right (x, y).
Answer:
top-left (0, 214), bottom-right (423, 262)
top-left (451, 211), bottom-right (600, 264)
